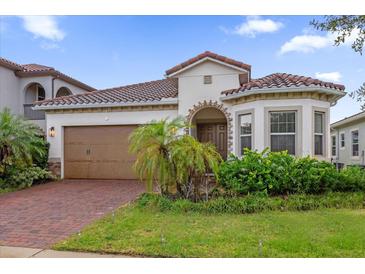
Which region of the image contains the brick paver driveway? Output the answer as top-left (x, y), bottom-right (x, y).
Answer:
top-left (0, 180), bottom-right (144, 248)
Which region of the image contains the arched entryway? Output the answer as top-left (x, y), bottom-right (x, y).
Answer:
top-left (56, 87), bottom-right (72, 97)
top-left (190, 107), bottom-right (228, 159)
top-left (23, 82), bottom-right (46, 120)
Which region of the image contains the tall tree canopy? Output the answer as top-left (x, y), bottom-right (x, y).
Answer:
top-left (312, 16), bottom-right (365, 110)
top-left (311, 16), bottom-right (365, 54)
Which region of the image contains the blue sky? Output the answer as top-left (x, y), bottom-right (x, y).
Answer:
top-left (0, 15), bottom-right (364, 122)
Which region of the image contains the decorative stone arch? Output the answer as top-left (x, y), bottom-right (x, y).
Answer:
top-left (186, 100), bottom-right (233, 153)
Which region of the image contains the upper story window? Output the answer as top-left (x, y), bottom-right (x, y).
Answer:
top-left (351, 130), bottom-right (359, 157)
top-left (203, 75), bottom-right (212, 84)
top-left (270, 111), bottom-right (296, 155)
top-left (340, 132), bottom-right (345, 148)
top-left (37, 85), bottom-right (46, 101)
top-left (314, 112), bottom-right (325, 155)
top-left (239, 113), bottom-right (252, 155)
top-left (331, 135), bottom-right (337, 157)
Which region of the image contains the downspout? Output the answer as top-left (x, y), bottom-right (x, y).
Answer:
top-left (51, 75), bottom-right (59, 99)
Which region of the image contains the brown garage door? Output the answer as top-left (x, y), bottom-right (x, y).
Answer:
top-left (64, 125), bottom-right (138, 179)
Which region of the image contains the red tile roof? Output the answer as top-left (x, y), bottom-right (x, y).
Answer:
top-left (165, 51), bottom-right (251, 76)
top-left (0, 57), bottom-right (95, 92)
top-left (222, 73), bottom-right (345, 96)
top-left (22, 63), bottom-right (54, 72)
top-left (34, 78), bottom-right (178, 107)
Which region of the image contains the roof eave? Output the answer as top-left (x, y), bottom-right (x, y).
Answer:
top-left (220, 86), bottom-right (346, 102)
top-left (32, 98), bottom-right (179, 111)
top-left (331, 111), bottom-right (365, 129)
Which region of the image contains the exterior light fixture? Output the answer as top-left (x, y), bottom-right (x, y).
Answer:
top-left (49, 126), bottom-right (56, 137)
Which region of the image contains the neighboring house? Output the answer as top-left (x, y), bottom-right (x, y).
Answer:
top-left (0, 57), bottom-right (95, 130)
top-left (31, 51), bottom-right (345, 179)
top-left (331, 111), bottom-right (365, 168)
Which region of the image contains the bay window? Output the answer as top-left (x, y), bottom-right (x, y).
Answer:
top-left (314, 112), bottom-right (325, 155)
top-left (270, 111), bottom-right (296, 155)
top-left (239, 113), bottom-right (252, 155)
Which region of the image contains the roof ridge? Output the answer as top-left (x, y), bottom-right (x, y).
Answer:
top-left (97, 78), bottom-right (176, 92)
top-left (165, 51), bottom-right (251, 76)
top-left (221, 72), bottom-right (346, 96)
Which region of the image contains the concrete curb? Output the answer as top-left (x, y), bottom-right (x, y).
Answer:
top-left (0, 245), bottom-right (132, 258)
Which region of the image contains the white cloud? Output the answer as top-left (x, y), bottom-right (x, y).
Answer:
top-left (315, 72), bottom-right (342, 83)
top-left (222, 16), bottom-right (284, 38)
top-left (279, 34), bottom-right (331, 54)
top-left (20, 16), bottom-right (65, 41)
top-left (40, 41), bottom-right (60, 50)
top-left (279, 28), bottom-right (361, 55)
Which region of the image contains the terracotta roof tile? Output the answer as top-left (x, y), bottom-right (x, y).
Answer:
top-left (0, 56), bottom-right (95, 91)
top-left (22, 63), bottom-right (54, 72)
top-left (35, 78), bottom-right (178, 107)
top-left (222, 73), bottom-right (345, 96)
top-left (165, 51), bottom-right (251, 76)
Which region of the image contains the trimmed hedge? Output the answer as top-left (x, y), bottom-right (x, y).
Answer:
top-left (217, 149), bottom-right (365, 196)
top-left (137, 192), bottom-right (365, 214)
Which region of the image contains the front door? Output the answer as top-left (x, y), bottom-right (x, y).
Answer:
top-left (197, 123), bottom-right (227, 159)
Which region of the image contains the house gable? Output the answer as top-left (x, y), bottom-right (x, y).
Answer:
top-left (174, 59), bottom-right (242, 116)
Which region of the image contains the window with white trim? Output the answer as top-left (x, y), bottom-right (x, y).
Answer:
top-left (270, 111), bottom-right (296, 155)
top-left (314, 112), bottom-right (325, 155)
top-left (239, 113), bottom-right (252, 155)
top-left (331, 135), bottom-right (336, 157)
top-left (351, 130), bottom-right (359, 157)
top-left (340, 132), bottom-right (345, 148)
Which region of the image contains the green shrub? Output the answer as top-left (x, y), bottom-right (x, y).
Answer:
top-left (137, 192), bottom-right (365, 214)
top-left (217, 149), bottom-right (361, 196)
top-left (338, 166), bottom-right (365, 192)
top-left (0, 166), bottom-right (54, 190)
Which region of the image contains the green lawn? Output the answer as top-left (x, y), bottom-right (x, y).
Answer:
top-left (54, 206), bottom-right (365, 257)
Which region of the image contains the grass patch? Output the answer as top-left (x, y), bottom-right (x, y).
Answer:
top-left (138, 192), bottom-right (365, 214)
top-left (54, 201), bottom-right (365, 257)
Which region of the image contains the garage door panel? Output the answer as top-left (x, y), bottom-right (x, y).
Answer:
top-left (64, 125), bottom-right (138, 180)
top-left (64, 162), bottom-right (90, 179)
top-left (88, 162), bottom-right (136, 180)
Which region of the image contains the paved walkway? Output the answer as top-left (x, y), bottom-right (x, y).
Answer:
top-left (0, 180), bottom-right (144, 248)
top-left (0, 245), bottom-right (132, 258)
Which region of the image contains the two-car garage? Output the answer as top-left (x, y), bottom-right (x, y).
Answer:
top-left (63, 125), bottom-right (138, 180)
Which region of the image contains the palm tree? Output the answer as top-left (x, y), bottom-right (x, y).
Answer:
top-left (128, 117), bottom-right (186, 193)
top-left (170, 135), bottom-right (222, 200)
top-left (0, 108), bottom-right (45, 175)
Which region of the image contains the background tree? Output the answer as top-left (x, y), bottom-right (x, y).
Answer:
top-left (311, 16), bottom-right (365, 109)
top-left (311, 16), bottom-right (365, 54)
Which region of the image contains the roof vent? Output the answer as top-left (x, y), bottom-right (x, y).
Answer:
top-left (204, 75), bottom-right (212, 84)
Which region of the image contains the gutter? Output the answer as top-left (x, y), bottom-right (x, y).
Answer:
top-left (220, 86), bottom-right (346, 102)
top-left (32, 98), bottom-right (179, 111)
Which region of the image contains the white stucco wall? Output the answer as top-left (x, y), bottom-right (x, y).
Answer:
top-left (230, 99), bottom-right (331, 159)
top-left (0, 66), bottom-right (21, 114)
top-left (0, 65), bottom-right (92, 131)
top-left (175, 60), bottom-right (242, 116)
top-left (46, 109), bottom-right (178, 177)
